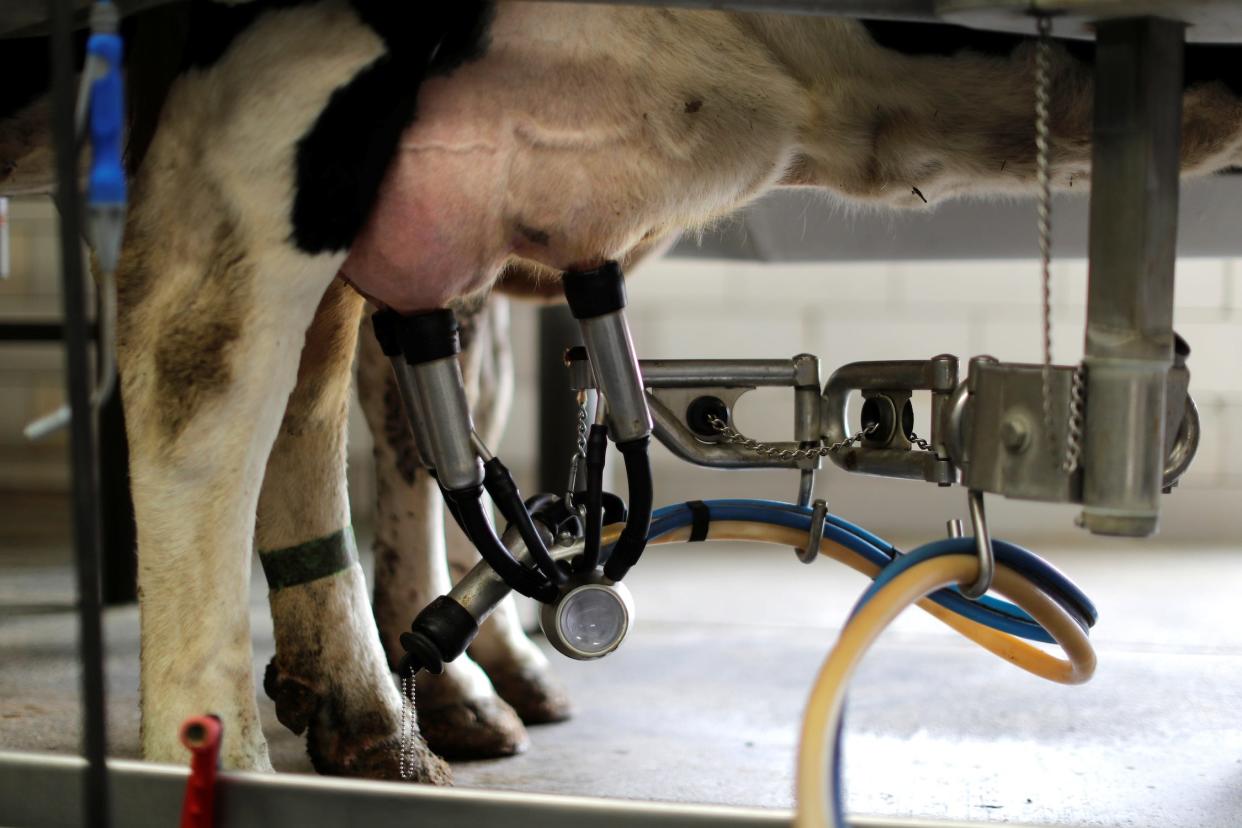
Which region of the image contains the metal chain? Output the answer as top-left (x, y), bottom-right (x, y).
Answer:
top-left (399, 671), bottom-right (417, 781)
top-left (1063, 363), bottom-right (1086, 473)
top-left (709, 414), bottom-right (879, 460)
top-left (1034, 15), bottom-right (1058, 471)
top-left (575, 391), bottom-right (589, 457)
top-left (1031, 15), bottom-right (1087, 476)
top-left (565, 392), bottom-right (590, 502)
top-left (907, 431), bottom-right (933, 452)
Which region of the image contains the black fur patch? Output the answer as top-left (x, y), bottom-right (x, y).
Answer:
top-left (862, 21), bottom-right (1242, 96)
top-left (289, 1), bottom-right (496, 254)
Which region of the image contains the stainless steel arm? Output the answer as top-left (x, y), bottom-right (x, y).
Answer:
top-left (649, 395), bottom-right (804, 470)
top-left (450, 528), bottom-right (580, 626)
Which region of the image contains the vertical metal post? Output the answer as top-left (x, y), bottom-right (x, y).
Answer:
top-left (1081, 17), bottom-right (1184, 537)
top-left (537, 304), bottom-right (584, 495)
top-left (100, 391), bottom-right (138, 605)
top-left (0, 197), bottom-right (10, 279)
top-left (51, 0), bottom-right (111, 824)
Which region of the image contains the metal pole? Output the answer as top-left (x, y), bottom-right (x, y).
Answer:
top-left (99, 390), bottom-right (137, 605)
top-left (1080, 17), bottom-right (1184, 537)
top-left (537, 305), bottom-right (584, 495)
top-left (50, 0), bottom-right (111, 823)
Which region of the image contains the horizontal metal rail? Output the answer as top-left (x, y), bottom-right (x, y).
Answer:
top-left (0, 751), bottom-right (1054, 828)
top-left (642, 359), bottom-right (800, 388)
top-left (510, 0), bottom-right (938, 20)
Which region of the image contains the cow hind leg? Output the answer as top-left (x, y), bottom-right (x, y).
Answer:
top-left (356, 314), bottom-right (529, 760)
top-left (451, 296), bottom-right (571, 725)
top-left (256, 282), bottom-right (449, 783)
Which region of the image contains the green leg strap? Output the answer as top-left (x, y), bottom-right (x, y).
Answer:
top-left (259, 527), bottom-right (359, 591)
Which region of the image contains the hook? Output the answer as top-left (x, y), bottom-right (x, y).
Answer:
top-left (797, 499), bottom-right (828, 565)
top-left (960, 489), bottom-right (995, 599)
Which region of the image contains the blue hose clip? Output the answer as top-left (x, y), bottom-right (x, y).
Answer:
top-left (85, 5), bottom-right (126, 210)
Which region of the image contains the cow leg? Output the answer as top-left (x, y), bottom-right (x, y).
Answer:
top-left (255, 282), bottom-right (450, 782)
top-left (450, 295), bottom-right (571, 724)
top-left (356, 314), bottom-right (529, 760)
top-left (120, 227), bottom-right (346, 771)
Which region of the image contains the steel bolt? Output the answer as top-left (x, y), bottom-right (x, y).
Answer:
top-left (1000, 415), bottom-right (1031, 453)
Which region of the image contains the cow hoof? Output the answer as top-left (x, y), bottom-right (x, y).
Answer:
top-left (418, 696), bottom-right (529, 760)
top-left (309, 730), bottom-right (453, 785)
top-left (265, 658), bottom-right (451, 784)
top-left (486, 665), bottom-right (573, 725)
top-left (263, 659), bottom-right (319, 736)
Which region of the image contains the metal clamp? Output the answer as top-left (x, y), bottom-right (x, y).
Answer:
top-left (961, 489), bottom-right (995, 599)
top-left (797, 499), bottom-right (828, 565)
top-left (820, 356), bottom-right (958, 485)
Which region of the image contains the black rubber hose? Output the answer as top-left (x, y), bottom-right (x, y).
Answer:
top-left (579, 424), bottom-right (609, 573)
top-left (433, 471), bottom-right (469, 536)
top-left (483, 457), bottom-right (566, 586)
top-left (603, 435), bottom-right (654, 582)
top-left (444, 486), bottom-right (557, 602)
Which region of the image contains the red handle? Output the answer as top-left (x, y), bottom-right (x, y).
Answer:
top-left (179, 715), bottom-right (222, 828)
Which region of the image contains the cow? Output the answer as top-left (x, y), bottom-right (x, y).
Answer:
top-left (4, 0), bottom-right (1242, 784)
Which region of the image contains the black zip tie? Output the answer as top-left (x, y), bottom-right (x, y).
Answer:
top-left (686, 500), bottom-right (711, 543)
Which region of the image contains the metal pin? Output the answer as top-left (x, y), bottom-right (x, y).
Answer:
top-left (946, 519), bottom-right (964, 539)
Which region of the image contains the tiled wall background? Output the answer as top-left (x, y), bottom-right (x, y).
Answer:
top-left (3, 194), bottom-right (1240, 542)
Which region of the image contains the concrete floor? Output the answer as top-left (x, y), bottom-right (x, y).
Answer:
top-left (3, 494), bottom-right (1242, 826)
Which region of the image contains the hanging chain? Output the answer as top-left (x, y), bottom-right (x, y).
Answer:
top-left (1063, 363), bottom-right (1086, 473)
top-left (575, 391), bottom-right (589, 456)
top-left (565, 391), bottom-right (591, 502)
top-left (709, 414), bottom-right (880, 460)
top-left (1032, 17), bottom-right (1086, 475)
top-left (399, 671), bottom-right (417, 781)
top-left (1034, 15), bottom-right (1059, 469)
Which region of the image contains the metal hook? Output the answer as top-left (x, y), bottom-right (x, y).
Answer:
top-left (960, 489), bottom-right (995, 599)
top-left (797, 499), bottom-right (828, 565)
top-left (795, 468), bottom-right (815, 508)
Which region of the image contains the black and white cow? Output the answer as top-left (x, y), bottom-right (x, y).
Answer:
top-left (4, 0), bottom-right (1242, 783)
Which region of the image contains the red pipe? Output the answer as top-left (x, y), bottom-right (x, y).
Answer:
top-left (179, 715), bottom-right (222, 828)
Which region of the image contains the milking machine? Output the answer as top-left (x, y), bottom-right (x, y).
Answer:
top-left (373, 249), bottom-right (1134, 824)
top-left (373, 11), bottom-right (1206, 826)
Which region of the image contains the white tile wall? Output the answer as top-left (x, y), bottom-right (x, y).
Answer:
top-left (253, 255), bottom-right (1242, 535)
top-left (492, 255), bottom-right (1242, 541)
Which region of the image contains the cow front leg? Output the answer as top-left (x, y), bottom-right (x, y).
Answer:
top-left (356, 319), bottom-right (529, 760)
top-left (120, 233), bottom-right (343, 772)
top-left (255, 282), bottom-right (449, 782)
